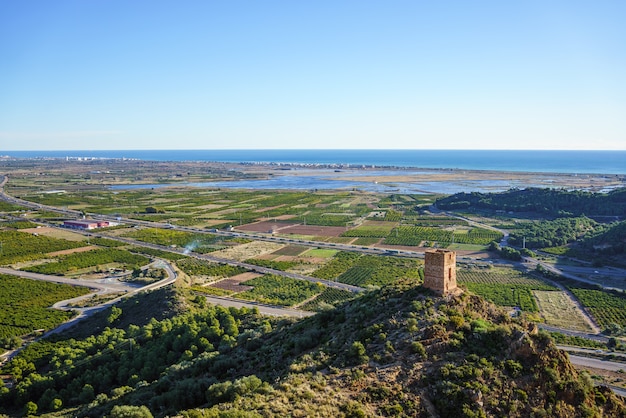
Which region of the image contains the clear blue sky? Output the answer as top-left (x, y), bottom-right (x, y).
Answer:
top-left (1, 1), bottom-right (624, 150)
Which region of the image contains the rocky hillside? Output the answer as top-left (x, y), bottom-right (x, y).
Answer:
top-left (2, 281), bottom-right (624, 417)
top-left (174, 281), bottom-right (625, 417)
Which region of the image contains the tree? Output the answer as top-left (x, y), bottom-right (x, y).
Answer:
top-left (1, 335), bottom-right (22, 349)
top-left (23, 401), bottom-right (37, 416)
top-left (79, 383), bottom-right (95, 404)
top-left (107, 306), bottom-right (123, 325)
top-left (348, 341), bottom-right (369, 364)
top-left (51, 398), bottom-right (63, 411)
top-left (109, 405), bottom-right (154, 418)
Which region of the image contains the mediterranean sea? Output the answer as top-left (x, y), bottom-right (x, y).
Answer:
top-left (4, 149), bottom-right (626, 175)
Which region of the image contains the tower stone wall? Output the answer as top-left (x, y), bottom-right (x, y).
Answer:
top-left (423, 249), bottom-right (457, 295)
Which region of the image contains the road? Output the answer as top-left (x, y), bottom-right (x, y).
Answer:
top-left (0, 175), bottom-right (367, 292)
top-left (0, 259), bottom-right (178, 364)
top-left (558, 345), bottom-right (626, 361)
top-left (567, 353), bottom-right (626, 372)
top-left (5, 175), bottom-right (626, 381)
top-left (0, 267), bottom-right (139, 293)
top-left (540, 324), bottom-right (607, 342)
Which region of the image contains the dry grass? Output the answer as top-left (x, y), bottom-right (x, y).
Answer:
top-left (534, 290), bottom-right (594, 332)
top-left (21, 226), bottom-right (87, 241)
top-left (211, 241), bottom-right (284, 261)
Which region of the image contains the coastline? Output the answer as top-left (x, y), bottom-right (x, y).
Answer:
top-left (2, 155), bottom-right (624, 194)
top-left (2, 149), bottom-right (625, 175)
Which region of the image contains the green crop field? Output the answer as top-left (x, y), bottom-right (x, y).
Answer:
top-left (384, 225), bottom-right (502, 247)
top-left (311, 252), bottom-right (361, 280)
top-left (22, 248), bottom-right (150, 275)
top-left (244, 258), bottom-right (297, 271)
top-left (458, 267), bottom-right (556, 312)
top-left (238, 274), bottom-right (323, 306)
top-left (311, 251), bottom-right (422, 287)
top-left (122, 228), bottom-right (226, 253)
top-left (0, 230), bottom-right (84, 265)
top-left (0, 274), bottom-right (90, 339)
top-left (568, 287), bottom-right (626, 329)
top-left (341, 222), bottom-right (396, 238)
top-left (352, 237), bottom-right (381, 246)
top-left (176, 258), bottom-right (248, 278)
top-left (302, 248), bottom-right (337, 258)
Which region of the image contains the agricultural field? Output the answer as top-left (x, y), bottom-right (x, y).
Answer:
top-left (271, 245), bottom-right (308, 256)
top-left (341, 221), bottom-right (397, 238)
top-left (336, 255), bottom-right (422, 287)
top-left (208, 272), bottom-right (260, 293)
top-left (311, 251), bottom-right (361, 280)
top-left (384, 225), bottom-right (502, 247)
top-left (0, 274), bottom-right (91, 340)
top-left (121, 228), bottom-right (228, 253)
top-left (458, 267), bottom-right (557, 312)
top-left (211, 241), bottom-right (284, 261)
top-left (311, 251), bottom-right (422, 287)
top-left (237, 274), bottom-right (324, 306)
top-left (244, 258), bottom-right (297, 271)
top-left (301, 248), bottom-right (338, 258)
top-left (20, 226), bottom-right (87, 241)
top-left (533, 290), bottom-right (594, 332)
top-left (299, 287), bottom-right (356, 311)
top-left (0, 230), bottom-right (85, 265)
top-left (127, 246), bottom-right (188, 261)
top-left (352, 237), bottom-right (381, 246)
top-left (21, 248), bottom-right (150, 275)
top-left (175, 258), bottom-right (248, 280)
top-left (0, 220), bottom-right (38, 229)
top-left (567, 287), bottom-right (626, 330)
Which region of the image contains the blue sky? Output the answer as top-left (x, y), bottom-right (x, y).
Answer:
top-left (1, 1), bottom-right (625, 150)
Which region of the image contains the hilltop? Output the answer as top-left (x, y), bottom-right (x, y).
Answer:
top-left (2, 280), bottom-right (623, 417)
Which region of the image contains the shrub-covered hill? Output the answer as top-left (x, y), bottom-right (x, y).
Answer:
top-left (436, 187), bottom-right (626, 218)
top-left (2, 282), bottom-right (624, 418)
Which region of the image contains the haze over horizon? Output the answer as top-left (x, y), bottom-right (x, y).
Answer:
top-left (1, 1), bottom-right (625, 151)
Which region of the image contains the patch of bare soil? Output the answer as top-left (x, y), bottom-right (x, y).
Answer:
top-left (237, 220), bottom-right (295, 233)
top-left (21, 226), bottom-right (86, 241)
top-left (47, 245), bottom-right (98, 257)
top-left (573, 364), bottom-right (626, 390)
top-left (210, 272), bottom-right (261, 292)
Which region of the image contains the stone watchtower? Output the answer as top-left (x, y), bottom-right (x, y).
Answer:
top-left (423, 249), bottom-right (457, 295)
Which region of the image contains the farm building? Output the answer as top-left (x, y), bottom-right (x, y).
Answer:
top-left (63, 220), bottom-right (110, 230)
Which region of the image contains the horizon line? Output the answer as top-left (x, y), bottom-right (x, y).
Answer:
top-left (3, 148), bottom-right (626, 152)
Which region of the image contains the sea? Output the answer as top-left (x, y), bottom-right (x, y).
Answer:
top-left (3, 149), bottom-right (626, 175)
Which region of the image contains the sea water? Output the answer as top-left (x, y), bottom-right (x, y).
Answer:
top-left (4, 149), bottom-right (626, 175)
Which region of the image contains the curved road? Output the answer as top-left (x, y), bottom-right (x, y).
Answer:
top-left (0, 260), bottom-right (177, 363)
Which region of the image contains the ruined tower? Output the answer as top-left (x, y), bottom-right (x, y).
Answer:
top-left (423, 249), bottom-right (457, 295)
